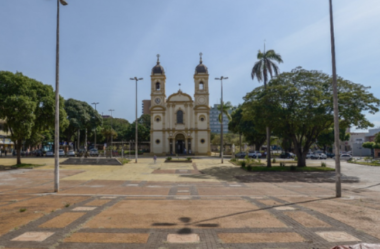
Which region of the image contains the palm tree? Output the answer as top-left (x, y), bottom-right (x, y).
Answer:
top-left (251, 48), bottom-right (283, 167)
top-left (217, 101), bottom-right (233, 123)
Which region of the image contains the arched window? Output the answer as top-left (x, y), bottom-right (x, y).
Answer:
top-left (177, 110), bottom-right (184, 124)
top-left (156, 82), bottom-right (160, 90)
top-left (199, 81), bottom-right (204, 90)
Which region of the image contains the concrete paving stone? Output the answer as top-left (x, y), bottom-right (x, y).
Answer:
top-left (39, 212), bottom-right (85, 228)
top-left (101, 196), bottom-right (117, 199)
top-left (11, 232), bottom-right (54, 242)
top-left (167, 233), bottom-right (200, 243)
top-left (84, 200), bottom-right (286, 229)
top-left (274, 206), bottom-right (296, 211)
top-left (84, 199), bottom-right (110, 206)
top-left (316, 231), bottom-right (361, 242)
top-left (177, 190), bottom-right (189, 192)
top-left (72, 207), bottom-right (96, 211)
top-left (285, 211), bottom-right (331, 227)
top-left (218, 232), bottom-right (305, 243)
top-left (64, 232), bottom-right (149, 243)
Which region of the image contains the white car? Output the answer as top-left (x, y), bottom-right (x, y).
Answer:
top-left (46, 150), bottom-right (54, 157)
top-left (306, 153), bottom-right (312, 159)
top-left (319, 153), bottom-right (327, 159)
top-left (340, 154), bottom-right (352, 160)
top-left (248, 151), bottom-right (261, 158)
top-left (59, 149), bottom-right (65, 157)
top-left (66, 150), bottom-right (75, 157)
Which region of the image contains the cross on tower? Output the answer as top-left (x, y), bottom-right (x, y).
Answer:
top-left (157, 54), bottom-right (160, 63)
top-left (179, 83), bottom-right (181, 90)
top-left (199, 52), bottom-right (203, 63)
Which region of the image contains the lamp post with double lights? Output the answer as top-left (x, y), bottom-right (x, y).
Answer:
top-left (54, 0), bottom-right (68, 193)
top-left (328, 0), bottom-right (341, 197)
top-left (130, 77), bottom-right (143, 163)
top-left (215, 76), bottom-right (228, 164)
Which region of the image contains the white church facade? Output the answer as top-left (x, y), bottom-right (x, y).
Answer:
top-left (150, 55), bottom-right (211, 156)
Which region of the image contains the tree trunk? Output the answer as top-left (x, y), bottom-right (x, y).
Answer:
top-left (77, 130), bottom-right (80, 151)
top-left (297, 152), bottom-right (307, 167)
top-left (16, 139), bottom-right (22, 165)
top-left (239, 133), bottom-right (242, 153)
top-left (85, 128), bottom-right (87, 151)
top-left (266, 127), bottom-right (271, 167)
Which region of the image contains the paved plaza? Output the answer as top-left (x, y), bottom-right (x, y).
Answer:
top-left (0, 157), bottom-right (379, 248)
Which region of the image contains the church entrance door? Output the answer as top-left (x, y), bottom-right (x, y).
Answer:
top-left (175, 134), bottom-right (185, 154)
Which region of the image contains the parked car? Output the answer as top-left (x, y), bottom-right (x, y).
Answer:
top-left (89, 149), bottom-right (99, 157)
top-left (59, 149), bottom-right (65, 157)
top-left (339, 154), bottom-right (352, 160)
top-left (280, 152), bottom-right (295, 159)
top-left (306, 153), bottom-right (312, 159)
top-left (311, 153), bottom-right (327, 159)
top-left (35, 149), bottom-right (44, 157)
top-left (248, 151), bottom-right (262, 158)
top-left (66, 150), bottom-right (75, 157)
top-left (326, 153), bottom-right (335, 158)
top-left (235, 152), bottom-right (247, 158)
top-left (46, 150), bottom-right (54, 157)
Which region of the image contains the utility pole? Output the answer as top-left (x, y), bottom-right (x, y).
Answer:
top-left (130, 77), bottom-right (143, 163)
top-left (329, 0), bottom-right (341, 197)
top-left (54, 0), bottom-right (68, 193)
top-left (215, 76), bottom-right (228, 164)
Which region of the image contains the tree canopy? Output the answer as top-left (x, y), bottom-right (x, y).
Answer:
top-left (0, 71), bottom-right (68, 164)
top-left (64, 98), bottom-right (102, 144)
top-left (243, 67), bottom-right (379, 166)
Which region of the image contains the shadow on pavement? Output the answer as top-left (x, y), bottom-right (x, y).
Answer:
top-left (179, 166), bottom-right (360, 183)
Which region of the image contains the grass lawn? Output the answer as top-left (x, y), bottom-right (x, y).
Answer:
top-left (348, 161), bottom-right (380, 167)
top-left (243, 166), bottom-right (335, 172)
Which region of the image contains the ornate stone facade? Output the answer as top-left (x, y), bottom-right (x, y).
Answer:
top-left (150, 55), bottom-right (210, 155)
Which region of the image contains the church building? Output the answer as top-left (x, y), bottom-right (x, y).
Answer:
top-left (150, 54), bottom-right (211, 155)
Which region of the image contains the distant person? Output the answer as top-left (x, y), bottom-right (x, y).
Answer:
top-left (189, 149), bottom-right (192, 155)
top-left (184, 148), bottom-right (187, 154)
top-left (154, 155), bottom-right (157, 164)
top-left (4, 150), bottom-right (7, 157)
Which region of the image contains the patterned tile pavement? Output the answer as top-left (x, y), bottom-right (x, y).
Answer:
top-left (0, 157), bottom-right (379, 248)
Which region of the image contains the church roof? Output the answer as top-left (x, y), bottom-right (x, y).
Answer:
top-left (152, 54), bottom-right (165, 75)
top-left (195, 53), bottom-right (208, 74)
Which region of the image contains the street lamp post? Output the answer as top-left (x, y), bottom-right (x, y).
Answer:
top-left (215, 76), bottom-right (228, 164)
top-left (109, 109), bottom-right (115, 158)
top-left (329, 0), bottom-right (341, 198)
top-left (91, 102), bottom-right (99, 150)
top-left (130, 77), bottom-right (143, 163)
top-left (54, 0), bottom-right (68, 193)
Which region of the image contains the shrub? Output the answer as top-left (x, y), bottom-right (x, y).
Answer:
top-left (294, 156), bottom-right (298, 162)
top-left (19, 208), bottom-right (26, 212)
top-left (247, 165), bottom-right (252, 171)
top-left (65, 203), bottom-right (70, 208)
top-left (321, 162), bottom-right (326, 167)
top-left (290, 166), bottom-right (297, 171)
top-left (166, 157), bottom-right (172, 161)
top-left (241, 161), bottom-right (246, 168)
top-left (272, 158), bottom-right (276, 163)
top-left (280, 162), bottom-right (285, 167)
top-left (186, 157), bottom-right (192, 161)
top-left (231, 158), bottom-right (237, 162)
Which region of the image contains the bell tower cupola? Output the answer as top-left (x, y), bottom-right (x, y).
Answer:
top-left (151, 54), bottom-right (166, 107)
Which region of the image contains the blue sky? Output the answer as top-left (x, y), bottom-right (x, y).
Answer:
top-left (1, 0), bottom-right (379, 131)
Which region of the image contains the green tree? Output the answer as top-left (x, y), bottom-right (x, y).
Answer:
top-left (102, 117), bottom-right (130, 142)
top-left (317, 124), bottom-right (350, 153)
top-left (251, 48), bottom-right (283, 167)
top-left (216, 101), bottom-right (233, 123)
top-left (244, 67), bottom-right (379, 167)
top-left (64, 99), bottom-right (102, 149)
top-left (0, 71), bottom-right (68, 164)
